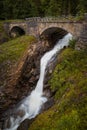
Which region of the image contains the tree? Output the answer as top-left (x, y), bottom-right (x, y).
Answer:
top-left (78, 0), bottom-right (87, 15)
top-left (46, 0), bottom-right (62, 16)
top-left (0, 0), bottom-right (86, 20)
top-left (0, 0), bottom-right (4, 19)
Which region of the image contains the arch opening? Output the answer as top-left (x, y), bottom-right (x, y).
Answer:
top-left (40, 27), bottom-right (68, 46)
top-left (10, 26), bottom-right (25, 38)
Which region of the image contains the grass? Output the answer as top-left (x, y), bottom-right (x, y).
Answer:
top-left (0, 35), bottom-right (36, 87)
top-left (0, 35), bottom-right (36, 63)
top-left (29, 47), bottom-right (87, 130)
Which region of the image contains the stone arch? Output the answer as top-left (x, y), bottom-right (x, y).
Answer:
top-left (40, 26), bottom-right (70, 44)
top-left (39, 23), bottom-right (75, 37)
top-left (9, 26), bottom-right (25, 38)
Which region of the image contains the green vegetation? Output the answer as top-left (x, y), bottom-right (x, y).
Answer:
top-left (0, 35), bottom-right (36, 63)
top-left (0, 35), bottom-right (36, 86)
top-left (68, 38), bottom-right (76, 49)
top-left (29, 47), bottom-right (87, 130)
top-left (0, 0), bottom-right (87, 19)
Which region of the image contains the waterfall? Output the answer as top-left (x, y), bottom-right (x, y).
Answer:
top-left (4, 33), bottom-right (72, 130)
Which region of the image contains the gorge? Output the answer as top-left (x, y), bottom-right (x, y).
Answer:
top-left (3, 33), bottom-right (72, 130)
top-left (0, 1), bottom-right (87, 129)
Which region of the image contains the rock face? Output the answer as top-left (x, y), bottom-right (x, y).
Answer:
top-left (17, 40), bottom-right (52, 95)
top-left (0, 38), bottom-right (58, 129)
top-left (18, 119), bottom-right (34, 130)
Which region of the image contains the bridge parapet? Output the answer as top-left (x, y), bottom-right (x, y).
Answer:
top-left (25, 17), bottom-right (84, 23)
top-left (25, 17), bottom-right (66, 22)
top-left (25, 17), bottom-right (41, 22)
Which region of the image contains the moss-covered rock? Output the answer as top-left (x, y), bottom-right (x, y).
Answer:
top-left (29, 47), bottom-right (87, 130)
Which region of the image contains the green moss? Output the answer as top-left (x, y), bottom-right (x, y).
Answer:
top-left (0, 35), bottom-right (36, 63)
top-left (29, 48), bottom-right (87, 130)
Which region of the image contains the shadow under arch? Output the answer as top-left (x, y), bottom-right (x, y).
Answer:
top-left (40, 27), bottom-right (69, 45)
top-left (10, 26), bottom-right (25, 38)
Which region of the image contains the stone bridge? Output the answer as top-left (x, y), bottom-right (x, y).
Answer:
top-left (4, 17), bottom-right (87, 44)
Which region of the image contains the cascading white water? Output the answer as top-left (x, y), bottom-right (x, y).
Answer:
top-left (5, 33), bottom-right (72, 130)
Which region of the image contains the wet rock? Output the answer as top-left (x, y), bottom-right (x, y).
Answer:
top-left (3, 118), bottom-right (11, 129)
top-left (43, 84), bottom-right (50, 89)
top-left (41, 98), bottom-right (55, 112)
top-left (18, 119), bottom-right (34, 130)
top-left (43, 88), bottom-right (52, 97)
top-left (15, 110), bottom-right (25, 118)
top-left (0, 121), bottom-right (3, 130)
